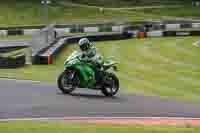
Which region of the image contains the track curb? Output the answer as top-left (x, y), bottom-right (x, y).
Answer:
top-left (1, 117), bottom-right (200, 126)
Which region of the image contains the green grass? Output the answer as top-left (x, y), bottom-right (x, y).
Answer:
top-left (0, 122), bottom-right (200, 133)
top-left (0, 48), bottom-right (26, 58)
top-left (61, 0), bottom-right (186, 7)
top-left (0, 1), bottom-right (198, 26)
top-left (96, 37), bottom-right (200, 103)
top-left (0, 35), bottom-right (31, 40)
top-left (1, 36), bottom-right (200, 103)
top-left (0, 2), bottom-right (167, 26)
top-left (97, 37), bottom-right (200, 103)
top-left (0, 35), bottom-right (31, 58)
top-left (138, 6), bottom-right (200, 18)
top-left (0, 45), bottom-right (73, 82)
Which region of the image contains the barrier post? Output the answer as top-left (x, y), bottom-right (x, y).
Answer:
top-left (25, 47), bottom-right (32, 65)
top-left (139, 31), bottom-right (145, 39)
top-left (48, 55), bottom-right (53, 64)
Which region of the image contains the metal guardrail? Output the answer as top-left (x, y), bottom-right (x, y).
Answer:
top-left (33, 32), bottom-right (133, 64)
top-left (31, 25), bottom-right (56, 56)
top-left (0, 20), bottom-right (200, 37)
top-left (0, 20), bottom-right (199, 30)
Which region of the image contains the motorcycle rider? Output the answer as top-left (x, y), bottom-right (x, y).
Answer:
top-left (78, 38), bottom-right (103, 84)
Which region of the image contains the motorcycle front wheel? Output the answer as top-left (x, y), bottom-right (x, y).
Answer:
top-left (101, 73), bottom-right (119, 97)
top-left (57, 71), bottom-right (79, 94)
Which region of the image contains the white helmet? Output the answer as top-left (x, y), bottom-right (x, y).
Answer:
top-left (78, 38), bottom-right (91, 51)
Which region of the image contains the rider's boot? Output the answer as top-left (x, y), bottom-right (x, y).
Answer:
top-left (95, 67), bottom-right (104, 86)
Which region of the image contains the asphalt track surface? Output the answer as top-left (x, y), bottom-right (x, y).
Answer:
top-left (0, 41), bottom-right (30, 48)
top-left (0, 79), bottom-right (200, 119)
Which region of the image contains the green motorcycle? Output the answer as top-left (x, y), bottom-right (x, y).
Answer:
top-left (57, 51), bottom-right (119, 97)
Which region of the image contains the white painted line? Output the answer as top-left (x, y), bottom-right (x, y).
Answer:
top-left (1, 117), bottom-right (200, 122)
top-left (192, 23), bottom-right (200, 28)
top-left (84, 27), bottom-right (99, 33)
top-left (0, 30), bottom-right (7, 36)
top-left (193, 41), bottom-right (200, 47)
top-left (147, 31), bottom-right (163, 37)
top-left (23, 29), bottom-right (40, 35)
top-left (165, 24), bottom-right (181, 30)
top-left (0, 78), bottom-right (42, 83)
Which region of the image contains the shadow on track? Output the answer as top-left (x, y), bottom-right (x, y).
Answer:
top-left (57, 91), bottom-right (126, 103)
top-left (71, 93), bottom-right (117, 99)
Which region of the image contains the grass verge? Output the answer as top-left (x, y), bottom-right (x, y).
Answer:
top-left (0, 48), bottom-right (26, 58)
top-left (0, 122), bottom-right (200, 133)
top-left (137, 6), bottom-right (200, 19)
top-left (0, 36), bottom-right (200, 103)
top-left (0, 35), bottom-right (31, 40)
top-left (0, 1), bottom-right (198, 26)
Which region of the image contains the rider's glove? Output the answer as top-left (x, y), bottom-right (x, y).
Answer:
top-left (81, 53), bottom-right (86, 59)
top-left (96, 62), bottom-right (103, 71)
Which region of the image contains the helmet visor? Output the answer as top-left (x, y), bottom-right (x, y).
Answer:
top-left (80, 43), bottom-right (89, 51)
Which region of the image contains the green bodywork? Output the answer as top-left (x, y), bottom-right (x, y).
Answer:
top-left (64, 51), bottom-right (97, 88)
top-left (64, 51), bottom-right (117, 89)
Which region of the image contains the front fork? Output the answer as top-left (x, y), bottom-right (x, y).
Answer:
top-left (63, 71), bottom-right (74, 87)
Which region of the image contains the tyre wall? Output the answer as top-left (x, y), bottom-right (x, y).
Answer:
top-left (0, 55), bottom-right (26, 68)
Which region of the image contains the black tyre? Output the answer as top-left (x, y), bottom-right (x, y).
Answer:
top-left (57, 71), bottom-right (79, 94)
top-left (101, 73), bottom-right (119, 97)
